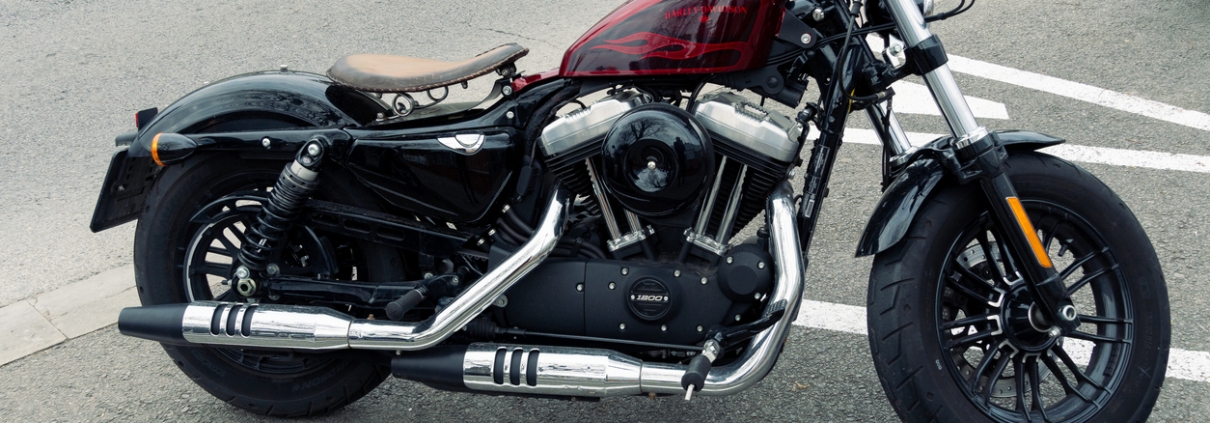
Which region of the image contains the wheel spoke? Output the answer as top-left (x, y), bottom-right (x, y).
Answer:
top-left (948, 266), bottom-right (1001, 306)
top-left (1066, 330), bottom-right (1129, 344)
top-left (1057, 247), bottom-right (1106, 282)
top-left (1052, 346), bottom-right (1105, 390)
top-left (982, 349), bottom-right (1015, 404)
top-left (967, 346), bottom-right (1000, 392)
top-left (1041, 352), bottom-right (1091, 402)
top-left (976, 232), bottom-right (1008, 281)
top-left (941, 313), bottom-right (998, 331)
top-left (1078, 314), bottom-right (1131, 326)
top-left (945, 329), bottom-right (998, 350)
top-left (1028, 355), bottom-right (1051, 422)
top-left (1065, 265), bottom-right (1115, 296)
top-left (1013, 355), bottom-right (1033, 422)
top-left (192, 262), bottom-right (231, 277)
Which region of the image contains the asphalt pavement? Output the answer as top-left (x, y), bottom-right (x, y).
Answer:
top-left (1, 0), bottom-right (1208, 421)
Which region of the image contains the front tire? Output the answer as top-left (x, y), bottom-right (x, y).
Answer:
top-left (867, 152), bottom-right (1169, 422)
top-left (133, 155), bottom-right (404, 417)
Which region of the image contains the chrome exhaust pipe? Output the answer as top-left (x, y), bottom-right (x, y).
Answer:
top-left (119, 185), bottom-right (571, 352)
top-left (125, 181), bottom-right (805, 398)
top-left (390, 181), bottom-right (805, 397)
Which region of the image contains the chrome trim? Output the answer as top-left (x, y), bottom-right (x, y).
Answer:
top-left (176, 185), bottom-right (570, 351)
top-left (437, 133), bottom-right (485, 154)
top-left (463, 344), bottom-right (643, 397)
top-left (884, 0), bottom-right (984, 139)
top-left (715, 165), bottom-right (748, 245)
top-left (694, 156), bottom-right (728, 236)
top-left (585, 159), bottom-right (622, 240)
top-left (693, 92), bottom-right (801, 163)
top-left (348, 185), bottom-right (569, 350)
top-left (539, 91), bottom-right (647, 157)
top-left (182, 302), bottom-right (353, 351)
top-left (446, 183), bottom-right (802, 398)
top-left (640, 181), bottom-right (804, 396)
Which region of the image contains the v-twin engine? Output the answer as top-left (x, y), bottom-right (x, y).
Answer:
top-left (540, 90), bottom-right (802, 259)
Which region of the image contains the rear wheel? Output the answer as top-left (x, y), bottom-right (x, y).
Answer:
top-left (133, 155), bottom-right (405, 417)
top-left (867, 152), bottom-right (1169, 422)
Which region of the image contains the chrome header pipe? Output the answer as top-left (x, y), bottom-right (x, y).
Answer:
top-left (419, 181), bottom-right (805, 397)
top-left (119, 185), bottom-right (570, 352)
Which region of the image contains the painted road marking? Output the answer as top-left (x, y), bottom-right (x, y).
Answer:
top-left (868, 36), bottom-right (1210, 132)
top-left (842, 128), bottom-right (1210, 174)
top-left (889, 81), bottom-right (1010, 120)
top-left (795, 299), bottom-right (1210, 383)
top-left (947, 55), bottom-right (1210, 133)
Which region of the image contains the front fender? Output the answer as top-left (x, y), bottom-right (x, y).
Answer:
top-left (854, 130), bottom-right (1064, 257)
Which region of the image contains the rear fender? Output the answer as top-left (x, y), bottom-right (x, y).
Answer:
top-left (854, 130), bottom-right (1064, 257)
top-left (90, 71), bottom-right (387, 232)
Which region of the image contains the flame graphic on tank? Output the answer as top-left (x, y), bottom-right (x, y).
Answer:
top-left (592, 32), bottom-right (748, 62)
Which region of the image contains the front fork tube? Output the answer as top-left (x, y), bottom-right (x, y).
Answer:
top-left (881, 0), bottom-right (1078, 332)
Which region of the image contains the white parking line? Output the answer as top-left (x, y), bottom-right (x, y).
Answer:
top-left (842, 128), bottom-right (1210, 174)
top-left (794, 299), bottom-right (1210, 384)
top-left (947, 55), bottom-right (1210, 133)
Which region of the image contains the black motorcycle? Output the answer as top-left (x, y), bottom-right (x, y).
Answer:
top-left (93, 0), bottom-right (1169, 421)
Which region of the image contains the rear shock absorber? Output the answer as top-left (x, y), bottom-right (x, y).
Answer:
top-left (235, 139), bottom-right (327, 293)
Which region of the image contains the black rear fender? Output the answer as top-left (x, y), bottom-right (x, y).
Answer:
top-left (854, 130), bottom-right (1065, 257)
top-left (90, 71), bottom-right (388, 232)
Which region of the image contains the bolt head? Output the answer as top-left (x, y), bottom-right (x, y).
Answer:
top-left (609, 282), bottom-right (616, 290)
top-left (700, 277), bottom-right (708, 285)
top-left (735, 314), bottom-right (742, 321)
top-left (266, 263), bottom-right (280, 275)
top-left (674, 270), bottom-right (681, 277)
top-left (621, 267), bottom-right (629, 275)
top-left (812, 8), bottom-right (825, 21)
top-left (758, 262), bottom-right (765, 269)
top-left (661, 325), bottom-right (667, 332)
top-left (234, 267), bottom-right (250, 279)
top-left (647, 161), bottom-right (657, 170)
top-left (577, 283), bottom-right (584, 292)
top-left (506, 111), bottom-right (515, 119)
top-left (800, 33), bottom-right (812, 44)
top-left (619, 323), bottom-right (626, 331)
top-left (502, 86), bottom-right (514, 96)
top-left (261, 137), bottom-right (271, 148)
top-left (726, 256), bottom-right (734, 264)
top-left (306, 143), bottom-right (321, 156)
top-left (696, 325), bottom-right (704, 332)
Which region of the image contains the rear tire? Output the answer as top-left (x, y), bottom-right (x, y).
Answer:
top-left (867, 152), bottom-right (1169, 422)
top-left (133, 155), bottom-right (404, 417)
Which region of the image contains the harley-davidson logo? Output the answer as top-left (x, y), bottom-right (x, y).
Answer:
top-left (592, 32), bottom-right (748, 62)
top-left (664, 5), bottom-right (748, 20)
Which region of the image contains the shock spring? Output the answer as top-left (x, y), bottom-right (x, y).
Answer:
top-left (237, 140), bottom-right (326, 272)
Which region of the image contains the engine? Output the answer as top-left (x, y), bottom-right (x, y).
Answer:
top-left (541, 90), bottom-right (802, 260)
top-left (494, 90), bottom-right (802, 350)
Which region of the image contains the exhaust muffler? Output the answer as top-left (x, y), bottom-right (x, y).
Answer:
top-left (119, 185), bottom-right (571, 351)
top-left (120, 181), bottom-right (804, 397)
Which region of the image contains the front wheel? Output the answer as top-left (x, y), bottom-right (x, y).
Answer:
top-left (867, 152), bottom-right (1169, 422)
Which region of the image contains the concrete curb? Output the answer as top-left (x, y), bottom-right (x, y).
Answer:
top-left (0, 265), bottom-right (137, 367)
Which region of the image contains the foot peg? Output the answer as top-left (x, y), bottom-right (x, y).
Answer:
top-left (681, 339), bottom-right (720, 401)
top-left (385, 274), bottom-right (459, 321)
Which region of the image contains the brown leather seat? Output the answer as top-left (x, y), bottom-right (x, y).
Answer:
top-left (327, 43), bottom-right (529, 93)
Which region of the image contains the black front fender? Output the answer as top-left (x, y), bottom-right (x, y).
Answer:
top-left (854, 130), bottom-right (1064, 257)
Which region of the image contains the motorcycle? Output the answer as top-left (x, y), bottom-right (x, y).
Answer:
top-left (91, 0), bottom-right (1170, 421)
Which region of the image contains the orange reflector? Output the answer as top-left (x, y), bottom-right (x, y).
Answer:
top-left (1006, 197), bottom-right (1052, 268)
top-left (151, 133), bottom-right (165, 166)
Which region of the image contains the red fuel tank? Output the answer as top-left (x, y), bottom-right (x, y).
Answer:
top-left (561, 0), bottom-right (787, 77)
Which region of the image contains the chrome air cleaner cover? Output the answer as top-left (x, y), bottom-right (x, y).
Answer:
top-left (692, 91), bottom-right (801, 163)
